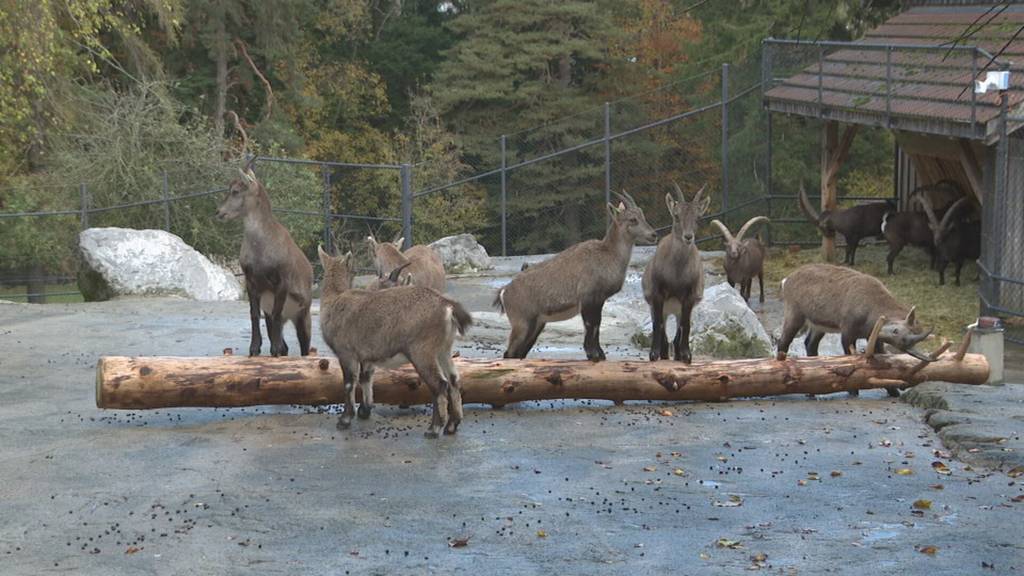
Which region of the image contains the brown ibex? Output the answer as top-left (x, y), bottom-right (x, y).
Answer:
top-left (883, 181), bottom-right (962, 274)
top-left (643, 183), bottom-right (711, 363)
top-left (495, 191), bottom-right (657, 361)
top-left (217, 167), bottom-right (313, 357)
top-left (710, 216), bottom-right (770, 304)
top-left (776, 263), bottom-right (931, 396)
top-left (919, 196), bottom-right (981, 286)
top-left (366, 262), bottom-right (412, 291)
top-left (367, 235), bottom-right (447, 293)
top-left (799, 184), bottom-right (894, 265)
top-left (318, 247), bottom-right (472, 437)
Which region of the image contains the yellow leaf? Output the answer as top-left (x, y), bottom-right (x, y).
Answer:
top-left (895, 468), bottom-right (914, 476)
top-left (913, 499), bottom-right (932, 510)
top-left (1008, 466), bottom-right (1024, 478)
top-left (536, 530), bottom-right (547, 538)
top-left (715, 538), bottom-right (743, 549)
top-left (643, 466), bottom-right (657, 472)
top-left (673, 468), bottom-right (686, 476)
top-left (660, 409), bottom-right (674, 417)
top-left (918, 545), bottom-right (939, 555)
top-left (931, 461), bottom-right (952, 475)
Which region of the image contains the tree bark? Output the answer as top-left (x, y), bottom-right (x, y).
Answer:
top-left (96, 353), bottom-right (989, 410)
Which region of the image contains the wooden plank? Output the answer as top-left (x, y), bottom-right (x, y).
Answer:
top-left (94, 354), bottom-right (991, 410)
top-left (957, 138), bottom-right (985, 205)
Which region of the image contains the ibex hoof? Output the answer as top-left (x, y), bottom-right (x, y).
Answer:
top-left (424, 429), bottom-right (440, 439)
top-left (336, 416), bottom-right (352, 430)
top-left (249, 345), bottom-right (261, 357)
top-left (357, 405), bottom-right (372, 419)
top-left (443, 422), bottom-right (459, 435)
top-left (847, 389), bottom-right (860, 397)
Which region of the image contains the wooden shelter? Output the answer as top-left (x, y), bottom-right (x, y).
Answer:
top-left (762, 1), bottom-right (1024, 320)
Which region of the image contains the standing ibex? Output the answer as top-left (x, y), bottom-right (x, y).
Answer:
top-left (710, 216), bottom-right (770, 303)
top-left (217, 167), bottom-right (313, 357)
top-left (777, 263), bottom-right (931, 396)
top-left (495, 191), bottom-right (657, 361)
top-left (318, 247), bottom-right (472, 437)
top-left (799, 184), bottom-right (893, 265)
top-left (367, 235), bottom-right (446, 293)
top-left (643, 183), bottom-right (710, 363)
top-left (919, 197), bottom-right (981, 286)
top-left (883, 181), bottom-right (962, 274)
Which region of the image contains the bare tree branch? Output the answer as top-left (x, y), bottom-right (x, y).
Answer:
top-left (233, 39), bottom-right (275, 122)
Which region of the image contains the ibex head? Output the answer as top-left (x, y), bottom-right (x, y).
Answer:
top-left (798, 182), bottom-right (834, 236)
top-left (317, 245), bottom-right (355, 295)
top-left (919, 196), bottom-right (969, 246)
top-left (877, 306), bottom-right (932, 359)
top-left (609, 190), bottom-right (658, 244)
top-left (710, 216), bottom-right (770, 260)
top-left (217, 166), bottom-right (263, 221)
top-left (666, 182), bottom-right (710, 247)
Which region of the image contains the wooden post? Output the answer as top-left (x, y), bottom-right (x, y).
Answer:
top-left (956, 138), bottom-right (984, 206)
top-left (820, 121), bottom-right (857, 262)
top-left (95, 353), bottom-right (990, 410)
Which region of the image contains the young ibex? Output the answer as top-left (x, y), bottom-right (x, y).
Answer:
top-left (495, 190), bottom-right (657, 361)
top-left (799, 184), bottom-right (893, 265)
top-left (317, 247), bottom-right (472, 437)
top-left (710, 216), bottom-right (770, 304)
top-left (919, 196), bottom-right (981, 286)
top-left (367, 235), bottom-right (446, 293)
top-left (777, 263), bottom-right (931, 396)
top-left (217, 167), bottom-right (313, 357)
top-left (643, 183), bottom-right (711, 363)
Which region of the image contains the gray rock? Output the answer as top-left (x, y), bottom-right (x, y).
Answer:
top-left (78, 227), bottom-right (242, 301)
top-left (429, 234), bottom-right (493, 273)
top-left (689, 283), bottom-right (773, 358)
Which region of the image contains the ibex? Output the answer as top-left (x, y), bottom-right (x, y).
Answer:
top-left (495, 190), bottom-right (657, 361)
top-left (883, 181), bottom-right (962, 274)
top-left (366, 262), bottom-right (412, 291)
top-left (317, 247), bottom-right (472, 437)
top-left (776, 263), bottom-right (931, 396)
top-left (799, 184), bottom-right (893, 265)
top-left (217, 167), bottom-right (313, 357)
top-left (643, 183), bottom-right (711, 363)
top-left (367, 235), bottom-right (446, 293)
top-left (710, 216), bottom-right (770, 304)
top-left (919, 196), bottom-right (981, 286)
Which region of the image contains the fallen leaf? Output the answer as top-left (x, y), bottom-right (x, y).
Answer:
top-left (670, 451), bottom-right (681, 457)
top-left (913, 499), bottom-right (932, 510)
top-left (536, 530), bottom-right (547, 538)
top-left (751, 552), bottom-right (768, 562)
top-left (1008, 466), bottom-right (1024, 478)
top-left (932, 461), bottom-right (952, 475)
top-left (125, 546), bottom-right (141, 555)
top-left (660, 409), bottom-right (674, 417)
top-left (895, 468), bottom-right (914, 476)
top-left (1011, 495), bottom-right (1024, 503)
top-left (806, 472), bottom-right (820, 481)
top-left (714, 495), bottom-right (743, 507)
top-left (448, 536), bottom-right (470, 548)
top-left (222, 348), bottom-right (233, 356)
top-left (715, 538), bottom-right (743, 549)
top-left (643, 466), bottom-right (657, 472)
top-left (797, 479), bottom-right (808, 486)
top-left (930, 484), bottom-right (944, 490)
top-left (673, 468), bottom-right (686, 477)
top-left (880, 439), bottom-right (893, 448)
top-left (700, 552), bottom-right (711, 560)
top-left (716, 455), bottom-right (729, 463)
top-left (933, 449), bottom-right (951, 459)
top-left (918, 545), bottom-right (939, 556)
top-left (830, 471), bottom-right (842, 478)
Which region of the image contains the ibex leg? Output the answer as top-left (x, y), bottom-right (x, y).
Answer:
top-left (336, 359), bottom-right (358, 430)
top-left (673, 302), bottom-right (694, 364)
top-left (648, 300), bottom-right (667, 362)
top-left (581, 302), bottom-right (606, 362)
top-left (245, 281), bottom-right (263, 357)
top-left (296, 306), bottom-right (312, 357)
top-left (357, 365), bottom-right (375, 419)
top-left (268, 287), bottom-right (289, 357)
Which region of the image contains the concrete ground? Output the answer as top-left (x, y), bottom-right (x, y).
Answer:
top-left (1, 267), bottom-right (1023, 575)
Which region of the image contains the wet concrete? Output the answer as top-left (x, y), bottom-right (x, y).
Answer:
top-left (1, 287), bottom-right (1023, 574)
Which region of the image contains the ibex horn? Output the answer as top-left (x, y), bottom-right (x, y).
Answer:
top-left (937, 197), bottom-right (969, 238)
top-left (709, 219), bottom-right (735, 244)
top-left (671, 181), bottom-right (686, 203)
top-left (614, 190), bottom-right (637, 207)
top-left (692, 183), bottom-right (708, 204)
top-left (797, 182), bottom-right (823, 230)
top-left (734, 216), bottom-right (770, 243)
top-left (387, 262), bottom-right (412, 283)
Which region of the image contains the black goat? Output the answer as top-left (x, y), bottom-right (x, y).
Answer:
top-left (798, 184), bottom-right (893, 266)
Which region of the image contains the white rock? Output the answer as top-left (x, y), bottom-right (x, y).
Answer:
top-left (78, 227), bottom-right (241, 301)
top-left (429, 234), bottom-right (493, 273)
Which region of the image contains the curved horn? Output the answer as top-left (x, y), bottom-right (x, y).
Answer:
top-left (734, 216), bottom-right (770, 243)
top-left (692, 183), bottom-right (708, 204)
top-left (671, 181), bottom-right (686, 203)
top-left (614, 189), bottom-right (638, 207)
top-left (709, 219), bottom-right (735, 245)
top-left (937, 197), bottom-right (969, 237)
top-left (387, 261), bottom-right (412, 283)
top-left (916, 194), bottom-right (942, 240)
top-left (798, 182), bottom-right (823, 230)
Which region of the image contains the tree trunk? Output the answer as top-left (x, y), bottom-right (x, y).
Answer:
top-left (96, 353), bottom-right (989, 410)
top-left (213, 19), bottom-right (228, 138)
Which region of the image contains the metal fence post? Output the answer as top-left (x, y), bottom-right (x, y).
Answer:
top-left (765, 111), bottom-right (773, 247)
top-left (884, 46), bottom-right (892, 127)
top-left (321, 164), bottom-right (332, 254)
top-left (604, 101), bottom-right (611, 219)
top-left (79, 183), bottom-right (89, 229)
top-left (721, 63), bottom-right (729, 213)
top-left (161, 170), bottom-right (171, 231)
top-left (500, 135), bottom-right (508, 257)
top-left (401, 163), bottom-right (412, 250)
top-left (970, 49), bottom-right (978, 132)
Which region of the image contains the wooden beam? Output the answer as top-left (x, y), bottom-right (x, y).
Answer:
top-left (956, 138), bottom-right (985, 205)
top-left (95, 354), bottom-right (990, 410)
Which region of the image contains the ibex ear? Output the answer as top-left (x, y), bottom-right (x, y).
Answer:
top-left (905, 306), bottom-right (917, 326)
top-left (699, 194), bottom-right (712, 215)
top-left (665, 193), bottom-right (677, 214)
top-left (317, 244), bottom-right (331, 267)
top-left (240, 167), bottom-right (257, 185)
top-left (392, 237), bottom-right (405, 249)
top-left (606, 202), bottom-right (621, 218)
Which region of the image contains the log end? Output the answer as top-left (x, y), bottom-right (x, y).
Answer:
top-left (95, 358), bottom-right (105, 409)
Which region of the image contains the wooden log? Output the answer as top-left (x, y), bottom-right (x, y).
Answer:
top-left (95, 353), bottom-right (990, 410)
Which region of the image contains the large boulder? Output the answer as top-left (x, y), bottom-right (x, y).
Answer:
top-left (429, 234), bottom-right (493, 273)
top-left (688, 283), bottom-right (773, 358)
top-left (78, 227), bottom-right (242, 301)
